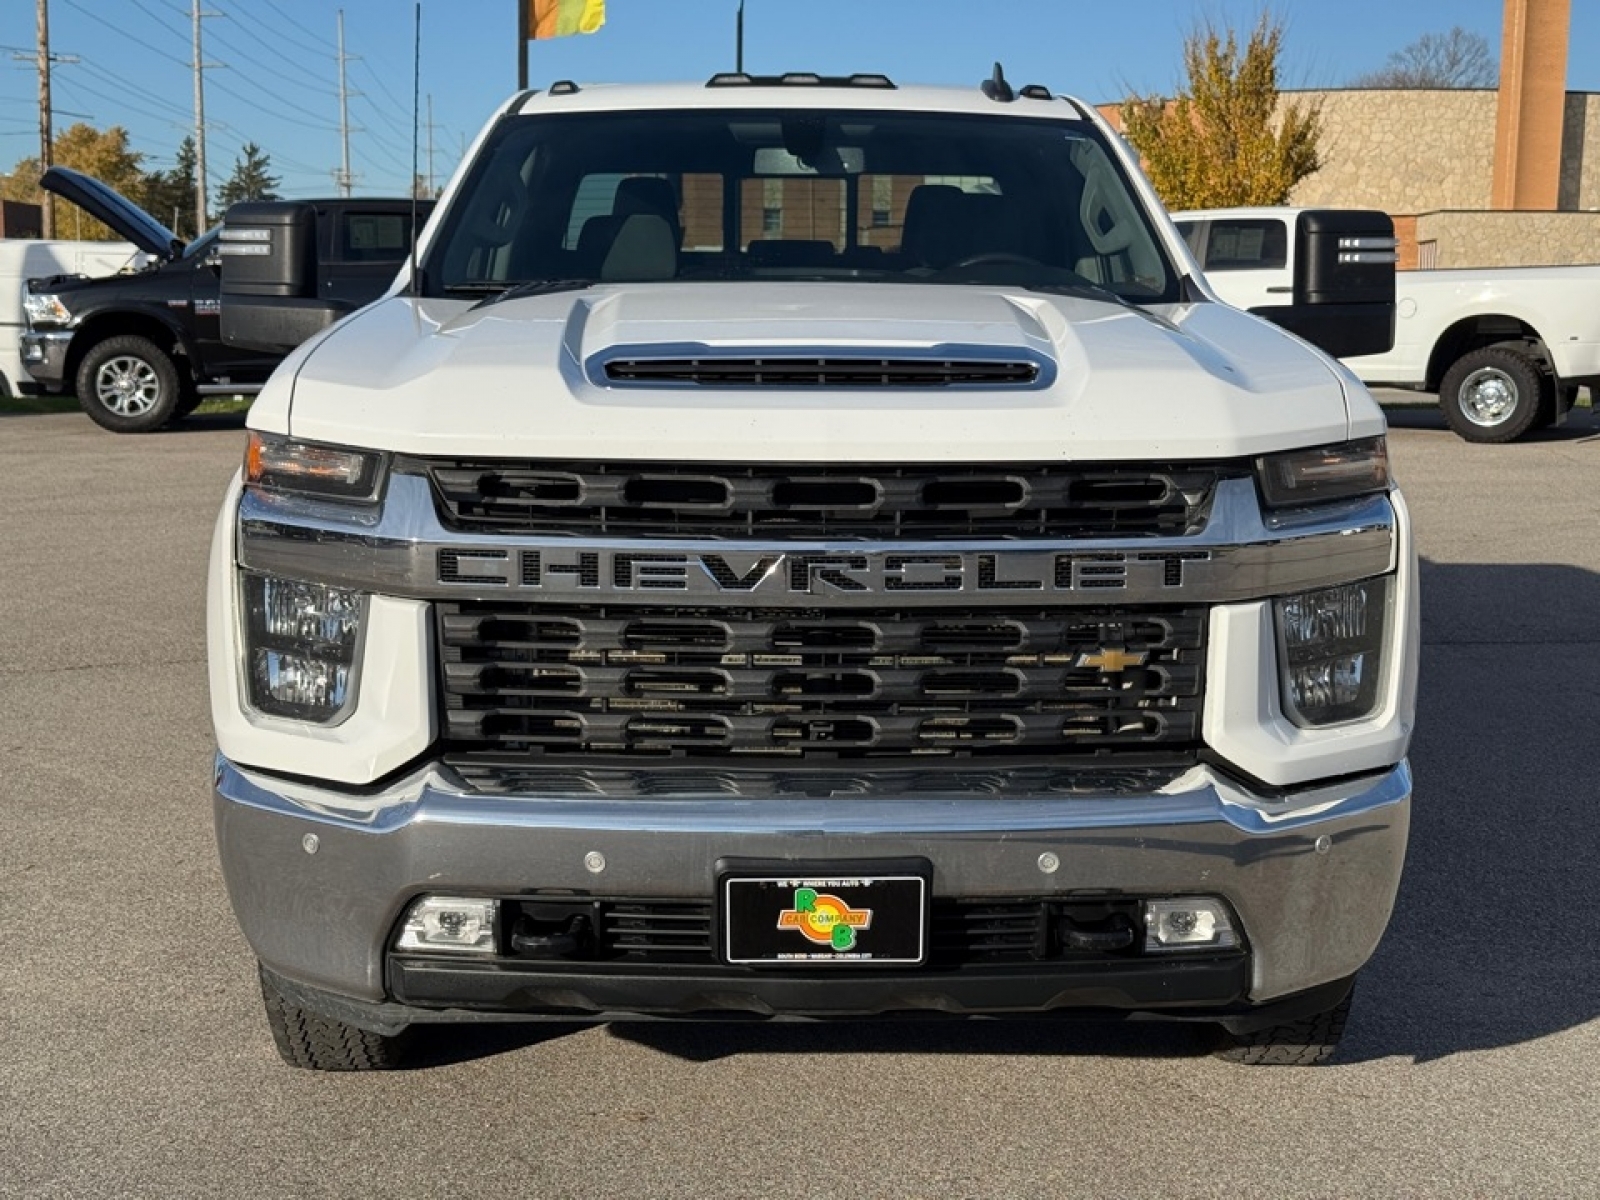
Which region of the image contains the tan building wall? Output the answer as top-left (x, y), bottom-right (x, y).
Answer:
top-left (1285, 89), bottom-right (1498, 212)
top-left (1415, 210), bottom-right (1600, 267)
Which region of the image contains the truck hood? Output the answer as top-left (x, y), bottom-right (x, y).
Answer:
top-left (40, 166), bottom-right (183, 261)
top-left (273, 284), bottom-right (1360, 461)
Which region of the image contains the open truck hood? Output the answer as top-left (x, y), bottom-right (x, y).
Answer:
top-left (40, 166), bottom-right (183, 261)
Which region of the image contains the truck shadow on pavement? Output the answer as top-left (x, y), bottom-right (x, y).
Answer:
top-left (409, 555), bottom-right (1600, 1070)
top-left (1383, 401), bottom-right (1600, 443)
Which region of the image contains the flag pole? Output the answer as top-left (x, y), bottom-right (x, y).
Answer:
top-left (517, 0), bottom-right (529, 88)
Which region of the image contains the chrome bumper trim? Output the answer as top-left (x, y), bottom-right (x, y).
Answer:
top-left (19, 330), bottom-right (72, 387)
top-left (214, 754), bottom-right (1410, 1005)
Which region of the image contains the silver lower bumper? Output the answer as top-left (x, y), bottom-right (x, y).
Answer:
top-left (20, 330), bottom-right (72, 389)
top-left (214, 756), bottom-right (1410, 1010)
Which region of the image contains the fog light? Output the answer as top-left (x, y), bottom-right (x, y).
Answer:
top-left (396, 896), bottom-right (499, 955)
top-left (1144, 898), bottom-right (1236, 952)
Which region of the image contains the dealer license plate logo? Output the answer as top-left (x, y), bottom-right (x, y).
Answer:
top-left (778, 887), bottom-right (871, 951)
top-left (723, 875), bottom-right (927, 965)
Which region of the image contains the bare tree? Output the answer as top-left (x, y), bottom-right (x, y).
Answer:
top-left (1351, 26), bottom-right (1498, 88)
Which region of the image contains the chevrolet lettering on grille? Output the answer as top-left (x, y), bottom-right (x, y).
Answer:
top-left (436, 548), bottom-right (1213, 598)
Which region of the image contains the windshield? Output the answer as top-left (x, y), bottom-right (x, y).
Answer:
top-left (183, 226), bottom-right (222, 260)
top-left (424, 107), bottom-right (1178, 302)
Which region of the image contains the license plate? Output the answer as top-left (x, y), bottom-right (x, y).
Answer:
top-left (722, 870), bottom-right (928, 965)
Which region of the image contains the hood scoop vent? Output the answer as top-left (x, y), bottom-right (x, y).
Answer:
top-left (600, 353), bottom-right (1044, 389)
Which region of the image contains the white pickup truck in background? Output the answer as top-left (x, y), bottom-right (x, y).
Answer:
top-left (1176, 207), bottom-right (1600, 442)
top-left (0, 238), bottom-right (145, 398)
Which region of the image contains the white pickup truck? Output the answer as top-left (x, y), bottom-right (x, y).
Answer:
top-left (206, 70), bottom-right (1418, 1070)
top-left (1176, 207), bottom-right (1600, 442)
top-left (0, 237), bottom-right (144, 398)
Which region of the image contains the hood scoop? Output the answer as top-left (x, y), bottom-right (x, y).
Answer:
top-left (599, 351), bottom-right (1046, 389)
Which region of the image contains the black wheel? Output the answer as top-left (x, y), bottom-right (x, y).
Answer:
top-left (1214, 986), bottom-right (1353, 1066)
top-left (1437, 346), bottom-right (1544, 443)
top-left (259, 965), bottom-right (412, 1071)
top-left (74, 334), bottom-right (184, 433)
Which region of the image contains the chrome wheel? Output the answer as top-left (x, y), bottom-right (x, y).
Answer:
top-left (1456, 366), bottom-right (1519, 428)
top-left (94, 354), bottom-right (162, 416)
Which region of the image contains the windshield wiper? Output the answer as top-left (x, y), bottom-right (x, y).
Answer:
top-left (443, 278), bottom-right (594, 301)
top-left (1024, 279), bottom-right (1139, 308)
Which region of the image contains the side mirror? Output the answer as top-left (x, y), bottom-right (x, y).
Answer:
top-left (1248, 210), bottom-right (1396, 359)
top-left (219, 201), bottom-right (351, 353)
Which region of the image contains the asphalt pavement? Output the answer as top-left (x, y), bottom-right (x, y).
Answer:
top-left (2, 400), bottom-right (1598, 1199)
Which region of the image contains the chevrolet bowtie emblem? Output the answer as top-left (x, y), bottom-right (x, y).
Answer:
top-left (1075, 648), bottom-right (1149, 672)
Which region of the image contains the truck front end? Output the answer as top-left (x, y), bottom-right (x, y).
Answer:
top-left (207, 76), bottom-right (1416, 1069)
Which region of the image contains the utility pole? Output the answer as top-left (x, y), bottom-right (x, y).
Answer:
top-left (191, 0), bottom-right (219, 231)
top-left (37, 0), bottom-right (54, 236)
top-left (335, 10), bottom-right (357, 196)
top-left (30, 0), bottom-right (76, 236)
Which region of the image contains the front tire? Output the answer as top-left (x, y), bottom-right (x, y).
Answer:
top-left (1214, 985), bottom-right (1353, 1066)
top-left (259, 965), bottom-right (413, 1071)
top-left (1437, 346), bottom-right (1544, 443)
top-left (74, 334), bottom-right (184, 433)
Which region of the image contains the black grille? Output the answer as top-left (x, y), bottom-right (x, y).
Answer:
top-left (410, 460), bottom-right (1222, 540)
top-left (437, 603), bottom-right (1205, 761)
top-left (499, 897), bottom-right (1153, 966)
top-left (602, 357), bottom-right (1038, 387)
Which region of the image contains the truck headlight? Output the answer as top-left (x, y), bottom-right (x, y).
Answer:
top-left (242, 573), bottom-right (366, 723)
top-left (245, 432), bottom-right (385, 501)
top-left (23, 292), bottom-right (72, 328)
top-left (1274, 577), bottom-right (1389, 727)
top-left (1257, 437), bottom-right (1388, 509)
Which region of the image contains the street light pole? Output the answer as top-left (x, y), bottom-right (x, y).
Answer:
top-left (736, 0), bottom-right (743, 73)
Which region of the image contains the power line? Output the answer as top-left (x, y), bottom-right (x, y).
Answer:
top-left (58, 0), bottom-right (187, 67)
top-left (206, 23), bottom-right (337, 96)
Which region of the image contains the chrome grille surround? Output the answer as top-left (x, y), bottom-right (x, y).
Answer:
top-left (237, 474), bottom-right (1398, 611)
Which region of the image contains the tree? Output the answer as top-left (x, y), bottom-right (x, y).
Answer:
top-left (215, 143), bottom-right (281, 211)
top-left (1, 123), bottom-right (147, 241)
top-left (1351, 27), bottom-right (1497, 89)
top-left (140, 136), bottom-right (200, 241)
top-left (1119, 15), bottom-right (1321, 210)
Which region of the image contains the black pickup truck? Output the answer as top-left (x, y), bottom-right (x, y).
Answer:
top-left (20, 167), bottom-right (430, 432)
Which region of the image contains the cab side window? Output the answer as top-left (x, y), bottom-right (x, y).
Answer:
top-left (1202, 219), bottom-right (1287, 271)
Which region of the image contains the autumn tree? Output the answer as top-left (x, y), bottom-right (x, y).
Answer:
top-left (1119, 16), bottom-right (1321, 210)
top-left (1351, 26), bottom-right (1497, 88)
top-left (0, 123), bottom-right (147, 240)
top-left (216, 143), bottom-right (281, 211)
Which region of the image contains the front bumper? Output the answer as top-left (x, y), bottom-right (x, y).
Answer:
top-left (20, 330), bottom-right (73, 390)
top-left (215, 755), bottom-right (1410, 1029)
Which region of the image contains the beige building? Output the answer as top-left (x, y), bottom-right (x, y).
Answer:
top-left (1106, 0), bottom-right (1598, 269)
top-left (1282, 87), bottom-right (1600, 268)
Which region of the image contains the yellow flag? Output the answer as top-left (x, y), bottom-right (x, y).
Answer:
top-left (529, 0), bottom-right (605, 38)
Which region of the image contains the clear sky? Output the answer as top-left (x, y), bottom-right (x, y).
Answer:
top-left (2, 0), bottom-right (1596, 202)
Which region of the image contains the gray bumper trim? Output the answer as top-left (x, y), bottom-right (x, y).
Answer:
top-left (215, 756), bottom-right (1410, 1010)
top-left (20, 330), bottom-right (73, 388)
